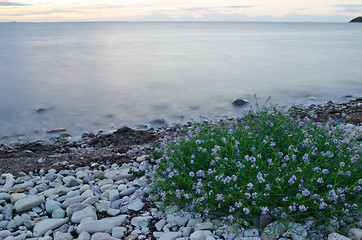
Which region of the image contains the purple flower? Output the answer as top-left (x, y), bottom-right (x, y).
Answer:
top-left (189, 172), bottom-right (195, 177)
top-left (243, 207), bottom-right (250, 215)
top-left (247, 183), bottom-right (254, 190)
top-left (299, 205), bottom-right (308, 212)
top-left (302, 189), bottom-right (310, 197)
top-left (281, 212), bottom-right (287, 218)
top-left (261, 207), bottom-right (269, 214)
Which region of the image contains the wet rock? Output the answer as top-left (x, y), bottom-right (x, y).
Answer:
top-left (150, 118), bottom-right (167, 127)
top-left (232, 98), bottom-right (249, 107)
top-left (47, 128), bottom-right (67, 134)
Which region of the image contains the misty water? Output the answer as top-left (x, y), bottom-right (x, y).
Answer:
top-left (1, 22), bottom-right (362, 144)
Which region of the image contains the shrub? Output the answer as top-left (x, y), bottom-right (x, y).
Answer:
top-left (145, 102), bottom-right (361, 231)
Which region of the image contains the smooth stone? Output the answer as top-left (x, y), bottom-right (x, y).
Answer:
top-left (349, 228), bottom-right (362, 240)
top-left (90, 232), bottom-right (115, 240)
top-left (65, 190), bottom-right (80, 198)
top-left (167, 213), bottom-right (191, 227)
top-left (183, 227), bottom-right (192, 237)
top-left (242, 238), bottom-right (261, 240)
top-left (33, 219), bottom-right (67, 237)
top-left (14, 195), bottom-right (44, 212)
top-left (45, 173), bottom-right (58, 182)
top-left (3, 176), bottom-right (15, 190)
top-left (106, 208), bottom-right (120, 216)
top-left (78, 232), bottom-right (91, 240)
top-left (6, 214), bottom-right (31, 229)
top-left (0, 230), bottom-right (11, 239)
top-left (187, 218), bottom-right (203, 227)
top-left (104, 168), bottom-right (135, 181)
top-left (108, 189), bottom-right (119, 202)
top-left (2, 205), bottom-right (13, 221)
top-left (62, 196), bottom-right (84, 209)
top-left (131, 216), bottom-right (152, 227)
top-left (71, 206), bottom-right (97, 223)
top-left (9, 193), bottom-right (26, 203)
top-left (45, 200), bottom-right (62, 214)
top-left (52, 209), bottom-right (66, 219)
top-left (232, 98), bottom-right (249, 107)
top-left (76, 215), bottom-right (128, 234)
top-left (206, 236), bottom-right (216, 240)
top-left (244, 229), bottom-right (260, 237)
top-left (156, 219), bottom-right (167, 231)
top-left (112, 227), bottom-right (127, 238)
top-left (66, 203), bottom-right (89, 218)
top-left (0, 193), bottom-right (10, 201)
top-left (159, 232), bottom-right (183, 240)
top-left (81, 190), bottom-right (94, 199)
top-left (194, 222), bottom-right (214, 231)
top-left (328, 233), bottom-right (351, 240)
top-left (97, 179), bottom-right (113, 187)
top-left (261, 221), bottom-right (286, 240)
top-left (54, 232), bottom-right (73, 240)
top-left (76, 171), bottom-right (88, 179)
top-left (127, 198), bottom-right (144, 211)
top-left (95, 200), bottom-right (111, 213)
top-left (287, 222), bottom-right (307, 240)
top-left (190, 230), bottom-right (212, 240)
top-left (119, 187), bottom-right (136, 197)
top-left (110, 199), bottom-right (123, 209)
top-left (117, 184), bottom-right (127, 192)
top-left (82, 196), bottom-right (99, 206)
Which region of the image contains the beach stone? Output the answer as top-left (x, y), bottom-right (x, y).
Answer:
top-left (46, 173), bottom-right (58, 182)
top-left (190, 230), bottom-right (212, 240)
top-left (10, 193), bottom-right (26, 203)
top-left (71, 206), bottom-right (97, 223)
top-left (76, 171), bottom-right (88, 179)
top-left (45, 200), bottom-right (62, 214)
top-left (242, 238), bottom-right (261, 240)
top-left (106, 208), bottom-right (120, 216)
top-left (287, 222), bottom-right (307, 240)
top-left (131, 216), bottom-right (152, 227)
top-left (110, 199), bottom-right (123, 209)
top-left (33, 219), bottom-right (67, 237)
top-left (54, 232), bottom-right (73, 240)
top-left (63, 176), bottom-right (82, 187)
top-left (90, 232), bottom-right (115, 240)
top-left (0, 193), bottom-right (10, 201)
top-left (76, 215), bottom-right (128, 234)
top-left (112, 227), bottom-right (127, 238)
top-left (97, 179), bottom-right (113, 187)
top-left (349, 228), bottom-right (362, 240)
top-left (0, 220), bottom-right (9, 229)
top-left (108, 189), bottom-right (119, 202)
top-left (261, 221), bottom-right (286, 240)
top-left (52, 209), bottom-right (66, 219)
top-left (156, 219), bottom-right (167, 231)
top-left (0, 230), bottom-right (11, 238)
top-left (81, 190), bottom-right (94, 199)
top-left (54, 186), bottom-right (70, 196)
top-left (159, 232), bottom-right (183, 240)
top-left (78, 232), bottom-right (91, 240)
top-left (232, 98), bottom-right (249, 107)
top-left (104, 167), bottom-right (135, 181)
top-left (128, 198), bottom-right (144, 211)
top-left (119, 187), bottom-right (136, 197)
top-left (194, 222), bottom-right (214, 231)
top-left (95, 200), bottom-right (111, 213)
top-left (82, 196), bottom-right (99, 205)
top-left (328, 233), bottom-right (351, 240)
top-left (244, 229), bottom-right (260, 237)
top-left (187, 218), bottom-right (203, 227)
top-left (183, 227), bottom-right (192, 237)
top-left (2, 205), bottom-right (13, 221)
top-left (66, 203), bottom-right (89, 218)
top-left (6, 214), bottom-right (31, 229)
top-left (3, 176), bottom-right (15, 190)
top-left (167, 213), bottom-right (191, 227)
top-left (14, 195), bottom-right (44, 212)
top-left (150, 118), bottom-right (167, 127)
top-left (62, 196), bottom-right (84, 209)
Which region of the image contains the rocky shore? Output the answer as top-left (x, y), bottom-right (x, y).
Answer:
top-left (0, 98), bottom-right (361, 240)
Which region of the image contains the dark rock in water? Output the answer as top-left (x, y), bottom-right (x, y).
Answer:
top-left (350, 16), bottom-right (362, 22)
top-left (356, 97), bottom-right (362, 101)
top-left (46, 128), bottom-right (66, 134)
top-left (344, 95), bottom-right (353, 98)
top-left (114, 126), bottom-right (131, 134)
top-left (150, 118), bottom-right (167, 126)
top-left (232, 98), bottom-right (249, 107)
top-left (36, 108), bottom-right (47, 113)
top-left (59, 133), bottom-right (71, 138)
top-left (325, 100), bottom-right (334, 105)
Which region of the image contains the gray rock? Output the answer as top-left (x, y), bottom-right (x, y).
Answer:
top-left (349, 228), bottom-right (362, 240)
top-left (183, 227), bottom-right (192, 237)
top-left (0, 230), bottom-right (11, 239)
top-left (0, 220), bottom-right (9, 229)
top-left (82, 196), bottom-right (99, 206)
top-left (62, 196), bottom-right (84, 209)
top-left (241, 238), bottom-right (261, 240)
top-left (78, 232), bottom-right (91, 240)
top-left (0, 193), bottom-right (10, 202)
top-left (90, 232), bottom-right (115, 240)
top-left (106, 208), bottom-right (120, 216)
top-left (244, 229), bottom-right (260, 237)
top-left (259, 215), bottom-right (273, 228)
top-left (66, 203), bottom-right (89, 218)
top-left (261, 221), bottom-right (286, 240)
top-left (232, 98), bottom-right (249, 107)
top-left (45, 200), bottom-right (62, 214)
top-left (6, 214), bottom-right (31, 229)
top-left (3, 176), bottom-right (15, 190)
top-left (14, 195), bottom-right (44, 212)
top-left (167, 213), bottom-right (191, 227)
top-left (33, 219), bottom-right (67, 237)
top-left (131, 216), bottom-right (152, 227)
top-left (71, 206), bottom-right (97, 223)
top-left (104, 168), bottom-right (135, 181)
top-left (2, 205), bottom-right (13, 221)
top-left (127, 198), bottom-right (144, 211)
top-left (110, 199), bottom-right (123, 209)
top-left (108, 189), bottom-right (119, 202)
top-left (194, 222), bottom-right (214, 231)
top-left (328, 233), bottom-right (351, 240)
top-left (156, 219), bottom-right (167, 231)
top-left (52, 209), bottom-right (66, 219)
top-left (9, 193), bottom-right (26, 203)
top-left (119, 187), bottom-right (136, 197)
top-left (190, 230), bottom-right (212, 240)
top-left (54, 232), bottom-right (73, 240)
top-left (95, 200), bottom-right (111, 213)
top-left (287, 222), bottom-right (307, 240)
top-left (187, 218), bottom-right (203, 227)
top-left (112, 227), bottom-right (127, 238)
top-left (76, 215), bottom-right (128, 234)
top-left (159, 232), bottom-right (183, 240)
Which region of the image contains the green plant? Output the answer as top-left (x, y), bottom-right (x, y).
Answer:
top-left (145, 101), bottom-right (361, 234)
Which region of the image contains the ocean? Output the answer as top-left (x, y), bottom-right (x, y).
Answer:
top-left (1, 22), bottom-right (362, 143)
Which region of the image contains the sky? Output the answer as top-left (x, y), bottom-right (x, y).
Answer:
top-left (0, 0), bottom-right (361, 22)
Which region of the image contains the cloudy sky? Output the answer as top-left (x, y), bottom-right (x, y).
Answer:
top-left (0, 0), bottom-right (361, 22)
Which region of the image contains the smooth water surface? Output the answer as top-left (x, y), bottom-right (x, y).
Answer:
top-left (1, 22), bottom-right (362, 143)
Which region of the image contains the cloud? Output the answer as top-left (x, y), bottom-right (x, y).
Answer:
top-left (335, 4), bottom-right (362, 13)
top-left (226, 6), bottom-right (255, 8)
top-left (11, 10), bottom-right (80, 16)
top-left (0, 1), bottom-right (28, 6)
top-left (181, 7), bottom-right (209, 11)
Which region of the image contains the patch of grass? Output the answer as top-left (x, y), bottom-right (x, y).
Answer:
top-left (145, 101), bottom-right (361, 233)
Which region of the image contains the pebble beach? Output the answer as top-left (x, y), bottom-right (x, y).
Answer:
top-left (0, 99), bottom-right (361, 240)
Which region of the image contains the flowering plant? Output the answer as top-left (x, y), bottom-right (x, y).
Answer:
top-left (145, 102), bottom-right (361, 232)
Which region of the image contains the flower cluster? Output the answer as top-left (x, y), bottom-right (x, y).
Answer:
top-left (145, 103), bottom-right (361, 229)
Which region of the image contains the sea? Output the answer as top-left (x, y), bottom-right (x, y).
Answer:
top-left (1, 22), bottom-right (362, 144)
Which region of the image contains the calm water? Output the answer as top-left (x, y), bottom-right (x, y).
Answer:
top-left (1, 22), bottom-right (362, 143)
